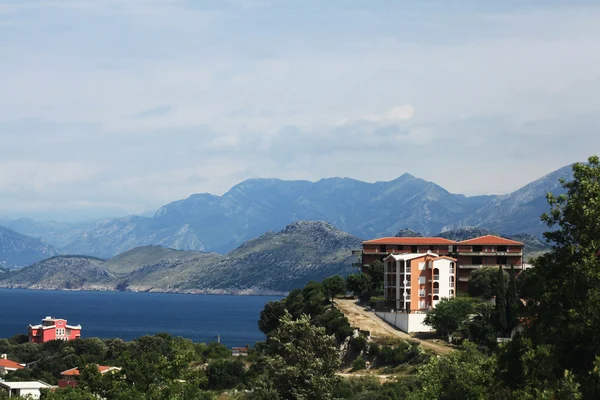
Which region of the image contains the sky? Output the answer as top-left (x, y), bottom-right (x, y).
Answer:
top-left (0, 0), bottom-right (599, 221)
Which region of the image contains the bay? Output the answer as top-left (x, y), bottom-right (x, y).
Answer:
top-left (0, 289), bottom-right (281, 347)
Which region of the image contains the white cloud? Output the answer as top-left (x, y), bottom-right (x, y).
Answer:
top-left (0, 1), bottom-right (599, 219)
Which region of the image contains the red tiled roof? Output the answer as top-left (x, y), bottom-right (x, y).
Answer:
top-left (457, 235), bottom-right (524, 246)
top-left (61, 366), bottom-right (117, 376)
top-left (0, 359), bottom-right (24, 370)
top-left (363, 237), bottom-right (456, 245)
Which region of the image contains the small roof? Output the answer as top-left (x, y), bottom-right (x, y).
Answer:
top-left (457, 235), bottom-right (523, 246)
top-left (0, 381), bottom-right (52, 389)
top-left (0, 358), bottom-right (24, 370)
top-left (363, 237), bottom-right (456, 245)
top-left (61, 366), bottom-right (120, 376)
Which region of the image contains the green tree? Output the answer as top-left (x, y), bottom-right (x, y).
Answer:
top-left (409, 342), bottom-right (507, 400)
top-left (424, 298), bottom-right (474, 341)
top-left (468, 266), bottom-right (508, 299)
top-left (259, 311), bottom-right (341, 399)
top-left (495, 265), bottom-right (508, 334)
top-left (466, 302), bottom-right (498, 347)
top-left (346, 273), bottom-right (371, 297)
top-left (506, 264), bottom-right (519, 332)
top-left (258, 300), bottom-right (287, 335)
top-left (364, 260), bottom-right (384, 292)
top-left (322, 275), bottom-right (346, 304)
top-left (531, 156), bottom-right (600, 385)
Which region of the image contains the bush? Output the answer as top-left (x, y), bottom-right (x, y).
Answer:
top-left (349, 335), bottom-right (368, 353)
top-left (206, 359), bottom-right (246, 390)
top-left (368, 342), bottom-right (380, 357)
top-left (352, 356), bottom-right (366, 371)
top-left (378, 341), bottom-right (422, 366)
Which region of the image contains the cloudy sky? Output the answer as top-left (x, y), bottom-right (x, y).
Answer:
top-left (1, 0), bottom-right (599, 221)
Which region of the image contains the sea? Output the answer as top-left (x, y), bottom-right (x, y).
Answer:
top-left (0, 289), bottom-right (282, 347)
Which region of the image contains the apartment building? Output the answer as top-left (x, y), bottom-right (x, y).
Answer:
top-left (383, 252), bottom-right (456, 312)
top-left (356, 235), bottom-right (524, 293)
top-left (455, 235), bottom-right (524, 292)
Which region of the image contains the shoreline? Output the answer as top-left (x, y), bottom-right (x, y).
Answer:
top-left (0, 285), bottom-right (288, 297)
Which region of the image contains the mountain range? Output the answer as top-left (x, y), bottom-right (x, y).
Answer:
top-left (0, 221), bottom-right (362, 294)
top-left (0, 163), bottom-right (571, 264)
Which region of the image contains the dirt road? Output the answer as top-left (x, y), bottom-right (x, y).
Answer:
top-left (335, 299), bottom-right (453, 355)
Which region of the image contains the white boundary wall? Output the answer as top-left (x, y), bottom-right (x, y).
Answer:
top-left (375, 312), bottom-right (434, 333)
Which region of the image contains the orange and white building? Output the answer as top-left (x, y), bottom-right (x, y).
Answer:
top-left (357, 235), bottom-right (524, 293)
top-left (28, 317), bottom-right (81, 343)
top-left (383, 252), bottom-right (456, 312)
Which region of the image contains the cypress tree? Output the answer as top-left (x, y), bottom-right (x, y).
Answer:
top-left (495, 265), bottom-right (507, 334)
top-left (506, 264), bottom-right (519, 332)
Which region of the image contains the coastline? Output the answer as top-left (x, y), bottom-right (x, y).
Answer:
top-left (0, 284), bottom-right (287, 297)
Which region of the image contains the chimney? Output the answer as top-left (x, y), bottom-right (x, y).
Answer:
top-left (1, 354), bottom-right (7, 360)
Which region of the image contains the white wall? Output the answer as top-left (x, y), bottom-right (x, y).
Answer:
top-left (375, 312), bottom-right (434, 333)
top-left (432, 258), bottom-right (454, 307)
top-left (18, 389), bottom-right (42, 399)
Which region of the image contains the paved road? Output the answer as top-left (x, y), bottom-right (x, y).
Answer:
top-left (335, 299), bottom-right (453, 355)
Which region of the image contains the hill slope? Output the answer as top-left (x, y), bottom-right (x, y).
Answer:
top-left (0, 226), bottom-right (64, 268)
top-left (0, 221), bottom-right (362, 294)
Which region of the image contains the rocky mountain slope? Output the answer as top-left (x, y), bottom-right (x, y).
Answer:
top-left (449, 164), bottom-right (573, 235)
top-left (0, 226), bottom-right (64, 268)
top-left (0, 221), bottom-right (362, 294)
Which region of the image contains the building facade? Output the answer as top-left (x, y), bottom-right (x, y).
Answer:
top-left (454, 235), bottom-right (524, 292)
top-left (383, 252), bottom-right (456, 312)
top-left (357, 235), bottom-right (524, 293)
top-left (28, 317), bottom-right (82, 343)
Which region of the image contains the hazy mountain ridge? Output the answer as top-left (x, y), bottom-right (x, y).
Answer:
top-left (0, 221), bottom-right (362, 294)
top-left (1, 164), bottom-right (574, 260)
top-left (0, 226), bottom-right (64, 268)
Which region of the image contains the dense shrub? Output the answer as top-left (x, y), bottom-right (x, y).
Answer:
top-left (352, 356), bottom-right (366, 371)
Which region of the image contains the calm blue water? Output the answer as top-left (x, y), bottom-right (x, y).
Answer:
top-left (0, 289), bottom-right (281, 347)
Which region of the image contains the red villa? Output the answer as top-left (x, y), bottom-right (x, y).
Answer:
top-left (28, 316), bottom-right (82, 343)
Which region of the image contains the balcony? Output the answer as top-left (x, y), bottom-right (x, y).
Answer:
top-left (433, 274), bottom-right (439, 281)
top-left (433, 288), bottom-right (439, 294)
top-left (457, 251), bottom-right (523, 256)
top-left (459, 264), bottom-right (524, 270)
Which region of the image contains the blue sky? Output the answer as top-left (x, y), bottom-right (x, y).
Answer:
top-left (0, 0), bottom-right (599, 220)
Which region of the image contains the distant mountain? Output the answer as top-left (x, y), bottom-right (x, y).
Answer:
top-left (449, 165), bottom-right (573, 235)
top-left (50, 174), bottom-right (504, 257)
top-left (0, 218), bottom-right (94, 248)
top-left (0, 221), bottom-right (362, 294)
top-left (0, 226), bottom-right (64, 268)
top-left (2, 163), bottom-right (575, 260)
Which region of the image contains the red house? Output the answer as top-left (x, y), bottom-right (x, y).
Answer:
top-left (28, 316), bottom-right (82, 343)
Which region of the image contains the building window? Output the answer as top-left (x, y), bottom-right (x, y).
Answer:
top-left (472, 256), bottom-right (483, 265)
top-left (418, 262), bottom-right (425, 270)
top-left (418, 276), bottom-right (426, 284)
top-left (397, 245), bottom-right (404, 250)
top-left (497, 245), bottom-right (507, 252)
top-left (448, 245), bottom-right (454, 253)
top-left (498, 256), bottom-right (508, 265)
top-left (449, 262), bottom-right (455, 273)
top-left (379, 245), bottom-right (387, 253)
top-left (429, 245), bottom-right (434, 251)
top-left (419, 289), bottom-right (426, 297)
top-left (411, 245), bottom-right (418, 253)
top-left (473, 245), bottom-right (483, 252)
